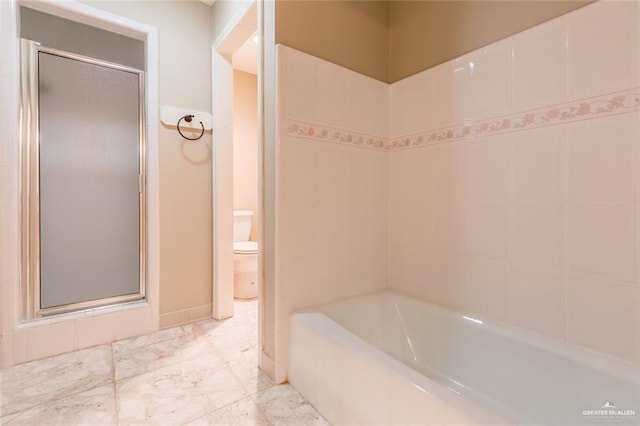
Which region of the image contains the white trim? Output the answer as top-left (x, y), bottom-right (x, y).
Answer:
top-left (211, 0), bottom-right (258, 322)
top-left (18, 0), bottom-right (153, 40)
top-left (211, 47), bottom-right (236, 320)
top-left (213, 1), bottom-right (254, 51)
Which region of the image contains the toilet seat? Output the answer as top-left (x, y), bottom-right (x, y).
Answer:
top-left (233, 241), bottom-right (258, 254)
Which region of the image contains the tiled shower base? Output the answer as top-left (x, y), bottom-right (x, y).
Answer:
top-left (0, 301), bottom-right (329, 425)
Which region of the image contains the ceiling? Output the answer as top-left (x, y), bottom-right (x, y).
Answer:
top-left (232, 35), bottom-right (257, 75)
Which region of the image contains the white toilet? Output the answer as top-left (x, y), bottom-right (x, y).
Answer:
top-left (233, 210), bottom-right (258, 299)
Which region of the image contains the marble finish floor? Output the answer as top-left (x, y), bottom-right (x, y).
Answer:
top-left (0, 301), bottom-right (329, 425)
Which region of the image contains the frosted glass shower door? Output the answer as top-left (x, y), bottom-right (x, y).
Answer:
top-left (38, 51), bottom-right (144, 310)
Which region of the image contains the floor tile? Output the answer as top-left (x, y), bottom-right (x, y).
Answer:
top-left (0, 301), bottom-right (330, 426)
top-left (0, 345), bottom-right (113, 416)
top-left (256, 385), bottom-right (330, 426)
top-left (113, 332), bottom-right (216, 382)
top-left (223, 345), bottom-right (273, 395)
top-left (112, 324), bottom-right (187, 354)
top-left (185, 396), bottom-right (270, 426)
top-left (203, 319), bottom-right (258, 356)
top-left (116, 355), bottom-right (247, 425)
top-left (1, 384), bottom-right (116, 426)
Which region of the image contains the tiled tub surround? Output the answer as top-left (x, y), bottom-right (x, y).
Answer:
top-left (276, 45), bottom-right (390, 374)
top-left (290, 292), bottom-right (639, 425)
top-left (279, 0), bottom-right (640, 383)
top-left (388, 0), bottom-right (640, 366)
top-left (389, 87), bottom-right (640, 150)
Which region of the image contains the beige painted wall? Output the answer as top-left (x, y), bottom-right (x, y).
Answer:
top-left (233, 70), bottom-right (259, 241)
top-left (86, 1), bottom-right (214, 327)
top-left (388, 0), bottom-right (592, 82)
top-left (273, 1), bottom-right (591, 83)
top-left (275, 0), bottom-right (389, 82)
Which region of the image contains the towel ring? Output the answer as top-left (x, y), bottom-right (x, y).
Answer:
top-left (177, 114), bottom-right (205, 141)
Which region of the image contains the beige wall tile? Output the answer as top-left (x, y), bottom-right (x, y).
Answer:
top-left (347, 150), bottom-right (371, 202)
top-left (318, 146), bottom-right (347, 202)
top-left (26, 321), bottom-right (74, 361)
top-left (567, 202), bottom-right (635, 281)
top-left (435, 203), bottom-right (467, 256)
top-left (74, 314), bottom-right (116, 350)
top-left (285, 141), bottom-right (318, 202)
top-left (567, 1), bottom-right (637, 97)
top-left (388, 151), bottom-right (405, 204)
top-left (115, 306), bottom-right (153, 341)
top-left (397, 73), bottom-right (433, 136)
top-left (434, 143), bottom-right (468, 202)
top-left (511, 266), bottom-right (564, 339)
top-left (286, 255), bottom-right (318, 312)
top-left (566, 115), bottom-right (637, 201)
top-left (434, 253), bottom-right (466, 311)
top-left (370, 151), bottom-right (389, 202)
top-left (11, 328), bottom-right (27, 365)
top-left (404, 147), bottom-right (435, 203)
top-left (403, 202), bottom-right (434, 251)
top-left (317, 203), bottom-right (346, 255)
top-left (512, 202), bottom-right (563, 269)
top-left (317, 61), bottom-right (348, 130)
top-left (512, 19), bottom-right (566, 111)
top-left (512, 127), bottom-right (563, 201)
top-left (466, 202), bottom-right (509, 262)
top-left (431, 61), bottom-right (470, 128)
top-left (400, 247), bottom-right (436, 302)
top-left (286, 53), bottom-right (318, 122)
top-left (346, 75), bottom-right (375, 134)
top-left (465, 136), bottom-right (510, 202)
top-left (566, 274), bottom-right (638, 363)
top-left (284, 202), bottom-right (318, 260)
top-left (469, 46), bottom-right (512, 120)
top-left (465, 259), bottom-right (510, 322)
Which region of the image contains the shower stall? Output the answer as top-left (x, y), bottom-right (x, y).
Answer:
top-left (19, 7), bottom-right (147, 318)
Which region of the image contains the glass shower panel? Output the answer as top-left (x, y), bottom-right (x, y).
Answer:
top-left (38, 52), bottom-right (141, 309)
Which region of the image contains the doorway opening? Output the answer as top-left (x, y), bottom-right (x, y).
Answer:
top-left (231, 33), bottom-right (259, 303)
top-left (211, 0), bottom-right (264, 372)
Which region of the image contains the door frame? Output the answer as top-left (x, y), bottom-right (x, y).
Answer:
top-left (211, 0), bottom-right (283, 382)
top-left (211, 1), bottom-right (257, 321)
top-left (20, 42), bottom-right (147, 318)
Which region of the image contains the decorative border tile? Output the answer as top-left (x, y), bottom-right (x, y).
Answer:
top-left (286, 121), bottom-right (388, 151)
top-left (286, 88), bottom-right (640, 152)
top-left (389, 88), bottom-right (640, 151)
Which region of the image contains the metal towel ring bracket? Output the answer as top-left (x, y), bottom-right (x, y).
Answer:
top-left (177, 114), bottom-right (205, 141)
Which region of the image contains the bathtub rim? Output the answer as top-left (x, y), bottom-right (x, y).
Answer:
top-left (289, 310), bottom-right (513, 425)
top-left (294, 289), bottom-right (639, 387)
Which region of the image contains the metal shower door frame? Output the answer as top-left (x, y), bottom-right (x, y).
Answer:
top-left (20, 40), bottom-right (147, 319)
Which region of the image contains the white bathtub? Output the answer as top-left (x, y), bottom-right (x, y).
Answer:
top-left (289, 291), bottom-right (639, 425)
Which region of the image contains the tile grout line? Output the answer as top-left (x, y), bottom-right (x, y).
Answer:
top-left (1, 302), bottom-right (325, 425)
top-left (110, 342), bottom-right (120, 426)
top-left (0, 347), bottom-right (114, 419)
top-left (179, 345), bottom-right (254, 425)
top-left (112, 324), bottom-right (191, 355)
top-left (205, 307), bottom-right (276, 425)
top-left (253, 394), bottom-right (276, 426)
top-left (181, 393), bottom-right (275, 426)
top-left (180, 309), bottom-right (273, 425)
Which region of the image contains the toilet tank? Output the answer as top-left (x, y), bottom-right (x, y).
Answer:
top-left (233, 210), bottom-right (253, 242)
